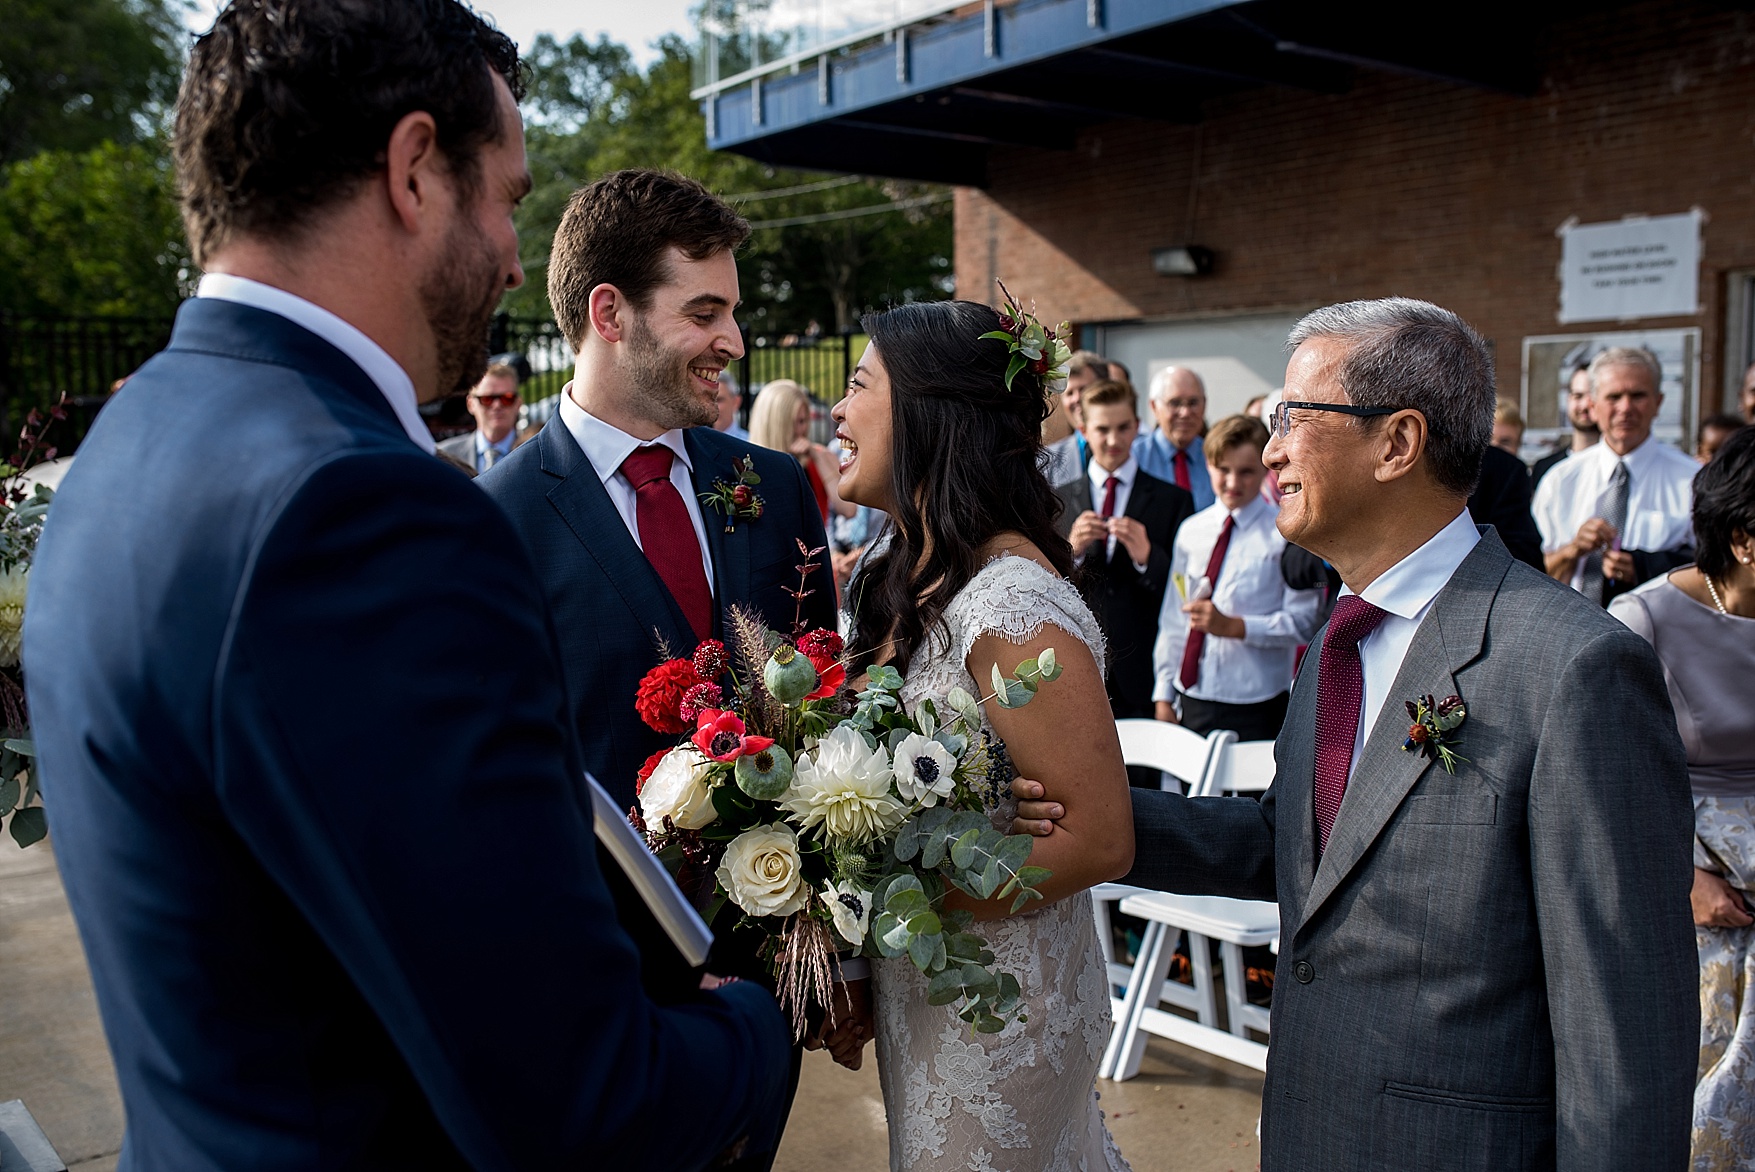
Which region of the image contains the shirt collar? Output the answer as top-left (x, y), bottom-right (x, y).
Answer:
top-left (475, 430), bottom-right (516, 455)
top-left (1089, 454), bottom-right (1138, 495)
top-left (1229, 492), bottom-right (1274, 530)
top-left (1344, 509), bottom-right (1481, 621)
top-left (1588, 433), bottom-right (1662, 478)
top-left (558, 385), bottom-right (693, 486)
top-left (196, 273), bottom-right (434, 453)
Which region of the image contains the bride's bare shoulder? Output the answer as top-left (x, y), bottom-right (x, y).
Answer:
top-left (979, 533), bottom-right (1060, 578)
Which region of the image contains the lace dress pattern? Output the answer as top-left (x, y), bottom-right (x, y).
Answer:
top-left (870, 554), bottom-right (1131, 1172)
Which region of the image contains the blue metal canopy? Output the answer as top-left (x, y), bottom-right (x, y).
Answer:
top-left (696, 0), bottom-right (1548, 186)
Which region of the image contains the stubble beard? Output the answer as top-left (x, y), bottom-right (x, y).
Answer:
top-left (421, 214), bottom-right (505, 399)
top-left (625, 310), bottom-right (717, 431)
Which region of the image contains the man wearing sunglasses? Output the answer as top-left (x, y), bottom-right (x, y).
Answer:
top-left (439, 361), bottom-right (523, 472)
top-left (1102, 297), bottom-right (1694, 1169)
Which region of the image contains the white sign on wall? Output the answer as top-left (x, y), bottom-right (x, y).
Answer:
top-left (1557, 210), bottom-right (1702, 324)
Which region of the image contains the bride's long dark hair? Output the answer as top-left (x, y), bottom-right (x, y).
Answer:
top-left (847, 299), bottom-right (1073, 676)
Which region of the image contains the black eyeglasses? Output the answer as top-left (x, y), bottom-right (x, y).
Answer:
top-left (1268, 400), bottom-right (1397, 439)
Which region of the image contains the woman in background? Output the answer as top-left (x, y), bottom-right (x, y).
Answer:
top-left (749, 378), bottom-right (855, 525)
top-left (1611, 426), bottom-right (1755, 1171)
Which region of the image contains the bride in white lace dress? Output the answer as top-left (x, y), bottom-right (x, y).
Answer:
top-left (828, 299), bottom-right (1136, 1172)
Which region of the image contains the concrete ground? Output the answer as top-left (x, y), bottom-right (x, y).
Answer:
top-left (0, 840), bottom-right (1261, 1171)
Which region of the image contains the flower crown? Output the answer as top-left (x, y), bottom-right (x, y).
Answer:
top-left (979, 281), bottom-right (1073, 397)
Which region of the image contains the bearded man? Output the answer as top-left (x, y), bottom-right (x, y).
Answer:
top-left (22, 4), bottom-right (790, 1168)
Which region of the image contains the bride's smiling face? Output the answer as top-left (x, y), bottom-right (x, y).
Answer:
top-left (832, 340), bottom-right (896, 511)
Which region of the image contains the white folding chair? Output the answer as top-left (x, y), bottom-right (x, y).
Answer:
top-left (1093, 721), bottom-right (1234, 1078)
top-left (1104, 736), bottom-right (1280, 1080)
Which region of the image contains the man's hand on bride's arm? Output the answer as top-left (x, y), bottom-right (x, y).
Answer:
top-left (1008, 776), bottom-right (1065, 837)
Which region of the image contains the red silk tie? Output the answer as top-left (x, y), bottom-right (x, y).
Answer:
top-left (621, 446), bottom-right (713, 641)
top-left (1100, 475), bottom-right (1118, 518)
top-left (1173, 447), bottom-right (1192, 491)
top-left (1311, 595), bottom-right (1389, 854)
top-left (1177, 514), bottom-right (1234, 691)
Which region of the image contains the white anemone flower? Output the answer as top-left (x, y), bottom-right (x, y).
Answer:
top-left (823, 879), bottom-right (874, 946)
top-left (892, 731), bottom-right (958, 807)
top-left (781, 724), bottom-right (904, 846)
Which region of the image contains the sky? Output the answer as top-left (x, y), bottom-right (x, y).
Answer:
top-left (182, 0), bottom-right (699, 66)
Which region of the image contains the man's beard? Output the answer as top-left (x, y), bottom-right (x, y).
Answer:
top-left (420, 217), bottom-right (504, 399)
top-left (625, 310), bottom-right (718, 431)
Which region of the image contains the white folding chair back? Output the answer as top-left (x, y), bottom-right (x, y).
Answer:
top-left (1202, 739), bottom-right (1277, 797)
top-left (1114, 719), bottom-right (1233, 794)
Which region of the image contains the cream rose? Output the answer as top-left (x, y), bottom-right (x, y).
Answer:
top-left (717, 824), bottom-right (810, 918)
top-left (639, 747), bottom-right (718, 830)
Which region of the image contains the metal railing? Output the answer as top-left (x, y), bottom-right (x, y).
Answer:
top-left (0, 313), bottom-right (174, 453)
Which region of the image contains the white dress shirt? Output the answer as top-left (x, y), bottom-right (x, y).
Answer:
top-left (1079, 455), bottom-right (1151, 571)
top-left (1153, 495), bottom-right (1324, 705)
top-left (1339, 509), bottom-right (1481, 778)
top-left (473, 430), bottom-right (516, 473)
top-left (196, 273), bottom-right (434, 453)
top-left (1532, 434), bottom-right (1697, 591)
top-left (557, 388), bottom-right (715, 584)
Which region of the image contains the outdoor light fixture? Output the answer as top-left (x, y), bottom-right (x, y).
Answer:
top-left (1151, 246), bottom-right (1214, 277)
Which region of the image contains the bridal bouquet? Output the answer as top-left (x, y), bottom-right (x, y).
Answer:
top-left (0, 399), bottom-right (63, 849)
top-left (629, 564), bottom-right (1062, 1037)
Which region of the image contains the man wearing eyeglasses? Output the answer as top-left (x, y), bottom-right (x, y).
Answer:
top-left (1102, 297), bottom-right (1694, 1169)
top-left (1133, 366), bottom-right (1215, 510)
top-left (439, 361), bottom-right (523, 472)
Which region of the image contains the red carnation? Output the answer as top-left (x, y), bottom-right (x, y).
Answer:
top-left (634, 749), bottom-right (669, 796)
top-left (692, 639), bottom-right (728, 680)
top-left (635, 659), bottom-right (704, 734)
top-left (679, 681), bottom-right (724, 726)
top-left (796, 629), bottom-right (843, 663)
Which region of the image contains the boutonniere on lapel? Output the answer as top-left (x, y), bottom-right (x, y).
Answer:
top-left (1403, 693), bottom-right (1468, 772)
top-left (700, 456), bottom-right (764, 532)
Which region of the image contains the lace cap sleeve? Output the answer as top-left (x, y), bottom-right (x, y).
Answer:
top-left (948, 554), bottom-right (1106, 679)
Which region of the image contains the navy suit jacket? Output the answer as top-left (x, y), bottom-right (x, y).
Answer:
top-left (477, 414), bottom-right (837, 812)
top-left (22, 298), bottom-right (789, 1172)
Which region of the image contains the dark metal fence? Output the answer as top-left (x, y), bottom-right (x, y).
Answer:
top-left (0, 313), bottom-right (174, 453)
top-left (0, 311), bottom-right (859, 454)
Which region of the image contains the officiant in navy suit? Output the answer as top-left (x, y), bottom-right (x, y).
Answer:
top-left (22, 5), bottom-right (789, 1170)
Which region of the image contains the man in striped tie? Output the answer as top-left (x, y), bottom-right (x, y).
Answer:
top-left (1091, 297), bottom-right (1695, 1170)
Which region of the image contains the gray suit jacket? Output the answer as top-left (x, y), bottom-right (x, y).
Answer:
top-left (1125, 529), bottom-right (1696, 1171)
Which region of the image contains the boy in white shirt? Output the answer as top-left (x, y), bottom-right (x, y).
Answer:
top-left (1152, 414), bottom-right (1325, 741)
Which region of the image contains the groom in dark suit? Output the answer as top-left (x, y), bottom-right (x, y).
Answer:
top-left (22, 5), bottom-right (788, 1169)
top-left (1069, 300), bottom-right (1696, 1168)
top-left (478, 171), bottom-right (836, 815)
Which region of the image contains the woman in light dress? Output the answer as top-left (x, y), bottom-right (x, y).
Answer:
top-left (830, 299), bottom-right (1136, 1172)
top-left (1611, 426), bottom-right (1755, 1171)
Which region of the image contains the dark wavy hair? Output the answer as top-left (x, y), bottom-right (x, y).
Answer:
top-left (174, 0), bottom-right (524, 265)
top-left (847, 300), bottom-right (1073, 676)
top-left (1694, 424), bottom-right (1755, 579)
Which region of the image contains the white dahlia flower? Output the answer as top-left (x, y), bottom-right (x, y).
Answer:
top-left (782, 724), bottom-right (904, 845)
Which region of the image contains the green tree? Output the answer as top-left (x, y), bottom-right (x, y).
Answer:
top-left (0, 139), bottom-right (189, 317)
top-left (510, 34), bottom-right (951, 334)
top-left (0, 0), bottom-right (184, 164)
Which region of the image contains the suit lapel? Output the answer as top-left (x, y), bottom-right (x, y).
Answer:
top-left (1297, 533), bottom-right (1511, 932)
top-left (539, 421), bottom-right (694, 651)
top-left (1110, 473), bottom-right (1158, 569)
top-left (686, 429), bottom-right (750, 632)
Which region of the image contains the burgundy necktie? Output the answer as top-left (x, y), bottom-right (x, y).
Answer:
top-left (621, 446), bottom-right (713, 641)
top-left (1173, 447), bottom-right (1192, 491)
top-left (1311, 595), bottom-right (1389, 854)
top-left (1177, 514), bottom-right (1234, 691)
top-left (1100, 475), bottom-right (1119, 518)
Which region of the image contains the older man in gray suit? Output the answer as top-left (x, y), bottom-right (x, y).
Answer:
top-left (1095, 298), bottom-right (1695, 1168)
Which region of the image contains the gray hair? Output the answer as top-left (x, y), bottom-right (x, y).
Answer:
top-left (1147, 365), bottom-right (1207, 404)
top-left (1286, 297), bottom-right (1494, 497)
top-left (1587, 346), bottom-right (1662, 397)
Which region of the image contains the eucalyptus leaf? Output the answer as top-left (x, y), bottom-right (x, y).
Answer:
top-left (880, 915), bottom-right (915, 954)
top-left (3, 738), bottom-right (34, 757)
top-left (995, 832), bottom-right (1034, 873)
top-left (0, 776), bottom-right (18, 817)
top-left (1036, 647), bottom-right (1061, 681)
top-left (927, 969), bottom-right (965, 1005)
top-left (949, 828), bottom-right (983, 870)
top-left (908, 910), bottom-right (942, 938)
top-left (1013, 865), bottom-right (1052, 887)
top-left (9, 806), bottom-right (46, 848)
top-left (1009, 889), bottom-right (1033, 914)
top-left (946, 686), bottom-right (981, 727)
top-left (1015, 656), bottom-right (1038, 679)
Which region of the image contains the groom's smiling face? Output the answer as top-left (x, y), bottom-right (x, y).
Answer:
top-left (1267, 337), bottom-right (1383, 561)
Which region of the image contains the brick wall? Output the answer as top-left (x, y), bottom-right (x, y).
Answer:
top-left (953, 0), bottom-right (1755, 414)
